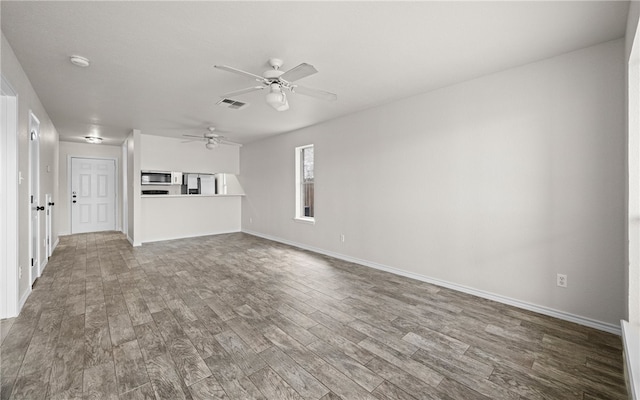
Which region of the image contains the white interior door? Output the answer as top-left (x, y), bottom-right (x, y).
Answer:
top-left (71, 157), bottom-right (116, 233)
top-left (29, 113), bottom-right (40, 285)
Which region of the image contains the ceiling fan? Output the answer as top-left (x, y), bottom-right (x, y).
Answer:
top-left (215, 58), bottom-right (337, 111)
top-left (182, 127), bottom-right (241, 150)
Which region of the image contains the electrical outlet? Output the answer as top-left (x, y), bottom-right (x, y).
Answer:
top-left (19, 266), bottom-right (22, 279)
top-left (557, 273), bottom-right (567, 288)
top-left (249, 217), bottom-right (253, 224)
top-left (340, 234), bottom-right (345, 243)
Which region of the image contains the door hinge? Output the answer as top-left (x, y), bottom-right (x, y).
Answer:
top-left (31, 195), bottom-right (34, 204)
top-left (31, 258), bottom-right (34, 267)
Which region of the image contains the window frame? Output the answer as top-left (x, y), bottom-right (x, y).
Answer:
top-left (294, 144), bottom-right (315, 223)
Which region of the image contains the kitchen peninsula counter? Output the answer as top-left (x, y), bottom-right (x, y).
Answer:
top-left (140, 194), bottom-right (241, 243)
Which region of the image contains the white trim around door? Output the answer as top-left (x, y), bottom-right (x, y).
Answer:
top-left (29, 111), bottom-right (41, 286)
top-left (68, 156), bottom-right (118, 234)
top-left (1, 75), bottom-right (19, 318)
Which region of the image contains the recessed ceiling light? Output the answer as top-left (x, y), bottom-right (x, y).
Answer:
top-left (84, 136), bottom-right (102, 144)
top-left (70, 55), bottom-right (90, 68)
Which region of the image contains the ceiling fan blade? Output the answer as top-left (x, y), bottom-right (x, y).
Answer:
top-left (280, 63), bottom-right (318, 82)
top-left (292, 85), bottom-right (337, 101)
top-left (182, 134), bottom-right (205, 139)
top-left (220, 86), bottom-right (265, 98)
top-left (220, 139), bottom-right (243, 147)
top-left (214, 65), bottom-right (265, 82)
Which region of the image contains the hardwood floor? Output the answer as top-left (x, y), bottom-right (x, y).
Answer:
top-left (0, 231), bottom-right (627, 400)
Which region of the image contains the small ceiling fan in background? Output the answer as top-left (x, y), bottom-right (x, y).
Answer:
top-left (215, 58), bottom-right (337, 111)
top-left (182, 127), bottom-right (241, 150)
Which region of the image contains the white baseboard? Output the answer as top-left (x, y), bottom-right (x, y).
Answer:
top-left (39, 259), bottom-right (48, 275)
top-left (52, 237), bottom-right (59, 253)
top-left (127, 234), bottom-right (142, 247)
top-left (242, 229), bottom-right (621, 335)
top-left (18, 286), bottom-right (31, 312)
top-left (622, 320), bottom-right (639, 400)
top-left (140, 230), bottom-right (241, 245)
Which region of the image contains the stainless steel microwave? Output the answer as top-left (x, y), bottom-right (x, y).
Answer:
top-left (141, 171), bottom-right (172, 185)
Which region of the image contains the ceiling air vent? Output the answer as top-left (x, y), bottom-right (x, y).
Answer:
top-left (217, 98), bottom-right (249, 110)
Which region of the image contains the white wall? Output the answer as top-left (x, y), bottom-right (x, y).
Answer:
top-left (626, 0), bottom-right (640, 328)
top-left (1, 33), bottom-right (59, 308)
top-left (140, 134), bottom-right (239, 174)
top-left (58, 141), bottom-right (123, 235)
top-left (126, 130), bottom-right (141, 245)
top-left (241, 39), bottom-right (625, 328)
top-left (624, 4), bottom-right (640, 399)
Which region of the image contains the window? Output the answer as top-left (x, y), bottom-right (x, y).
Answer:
top-left (295, 144), bottom-right (314, 221)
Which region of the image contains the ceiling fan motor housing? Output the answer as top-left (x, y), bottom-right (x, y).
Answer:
top-left (264, 58), bottom-right (285, 80)
top-left (268, 58), bottom-right (284, 69)
top-left (204, 127), bottom-right (218, 139)
top-left (263, 69), bottom-right (284, 80)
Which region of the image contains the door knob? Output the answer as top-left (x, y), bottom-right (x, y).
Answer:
top-left (48, 202), bottom-right (55, 206)
top-left (72, 200), bottom-right (77, 204)
top-left (36, 206), bottom-right (44, 211)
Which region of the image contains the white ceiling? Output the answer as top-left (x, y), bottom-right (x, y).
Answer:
top-left (1, 1), bottom-right (629, 146)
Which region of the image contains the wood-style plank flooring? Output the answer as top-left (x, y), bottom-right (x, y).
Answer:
top-left (0, 232), bottom-right (627, 399)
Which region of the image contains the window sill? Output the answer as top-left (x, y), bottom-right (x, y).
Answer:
top-left (293, 217), bottom-right (315, 225)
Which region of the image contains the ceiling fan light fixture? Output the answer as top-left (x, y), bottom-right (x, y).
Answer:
top-left (266, 84), bottom-right (289, 111)
top-left (70, 55), bottom-right (90, 68)
top-left (205, 136), bottom-right (221, 149)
